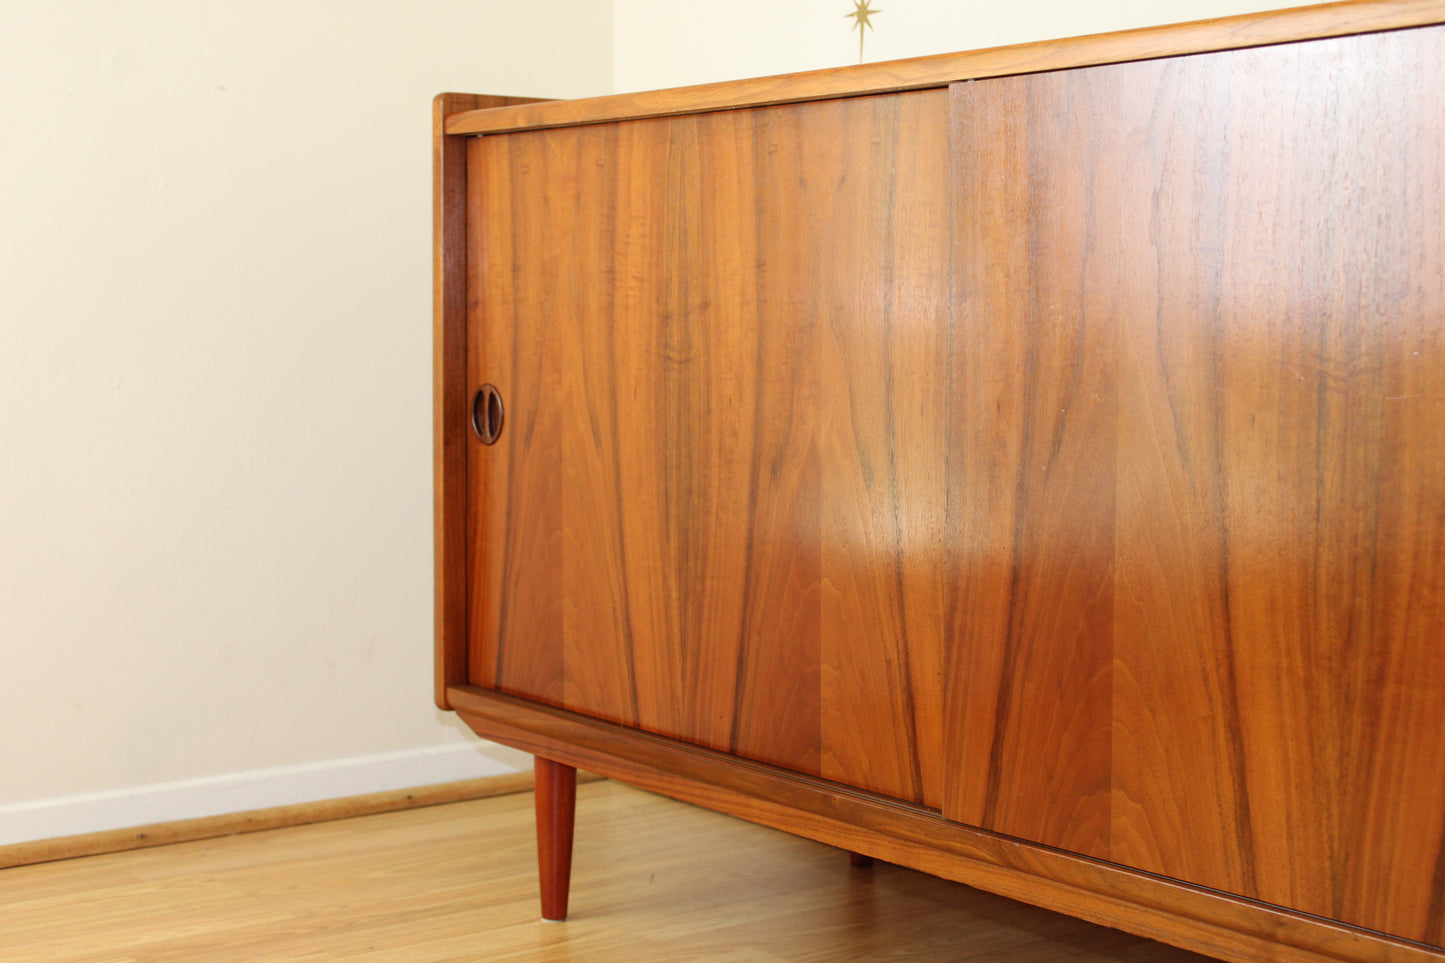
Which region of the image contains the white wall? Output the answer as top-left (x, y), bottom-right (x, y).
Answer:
top-left (614, 0), bottom-right (1293, 92)
top-left (0, 0), bottom-right (608, 844)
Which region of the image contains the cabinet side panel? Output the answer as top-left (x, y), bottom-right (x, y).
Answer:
top-left (433, 96), bottom-right (478, 707)
top-left (947, 26), bottom-right (1445, 942)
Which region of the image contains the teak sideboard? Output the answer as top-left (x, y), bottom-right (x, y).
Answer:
top-left (433, 2), bottom-right (1445, 959)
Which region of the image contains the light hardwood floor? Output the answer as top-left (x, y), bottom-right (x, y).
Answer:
top-left (0, 780), bottom-right (1216, 962)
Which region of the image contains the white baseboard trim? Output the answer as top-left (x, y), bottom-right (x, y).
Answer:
top-left (0, 743), bottom-right (523, 847)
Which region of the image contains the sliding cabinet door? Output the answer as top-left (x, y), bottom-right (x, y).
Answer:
top-left (946, 26), bottom-right (1445, 943)
top-left (465, 91), bottom-right (951, 807)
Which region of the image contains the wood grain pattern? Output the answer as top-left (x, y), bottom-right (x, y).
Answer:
top-left (432, 92), bottom-right (549, 709)
top-left (466, 92), bottom-right (948, 807)
top-left (947, 24), bottom-right (1445, 944)
top-left (451, 685), bottom-right (1444, 963)
top-left (443, 0), bottom-right (1445, 136)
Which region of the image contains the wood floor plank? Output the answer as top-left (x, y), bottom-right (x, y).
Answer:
top-left (0, 781), bottom-right (1215, 961)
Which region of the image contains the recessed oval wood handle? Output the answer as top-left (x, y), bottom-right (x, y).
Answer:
top-left (471, 384), bottom-right (504, 445)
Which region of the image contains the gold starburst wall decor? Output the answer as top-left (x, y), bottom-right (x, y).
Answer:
top-left (845, 0), bottom-right (882, 63)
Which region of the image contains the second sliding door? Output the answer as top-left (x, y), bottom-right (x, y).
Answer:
top-left (945, 26), bottom-right (1445, 944)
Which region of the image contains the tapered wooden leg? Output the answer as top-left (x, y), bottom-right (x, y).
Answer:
top-left (534, 756), bottom-right (577, 921)
top-left (848, 851), bottom-right (875, 868)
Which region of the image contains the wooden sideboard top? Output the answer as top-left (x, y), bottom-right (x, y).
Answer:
top-left (442, 0), bottom-right (1445, 136)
